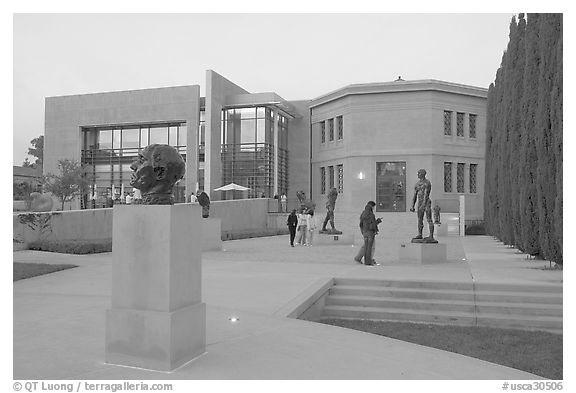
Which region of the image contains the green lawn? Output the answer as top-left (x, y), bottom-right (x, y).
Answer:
top-left (321, 319), bottom-right (562, 380)
top-left (14, 262), bottom-right (77, 281)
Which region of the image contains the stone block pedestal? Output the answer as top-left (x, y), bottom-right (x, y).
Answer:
top-left (105, 204), bottom-right (206, 371)
top-left (202, 218), bottom-right (222, 251)
top-left (399, 242), bottom-right (448, 264)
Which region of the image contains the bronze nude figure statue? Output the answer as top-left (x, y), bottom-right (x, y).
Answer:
top-left (320, 187), bottom-right (342, 235)
top-left (130, 144), bottom-right (185, 205)
top-left (409, 169), bottom-right (438, 243)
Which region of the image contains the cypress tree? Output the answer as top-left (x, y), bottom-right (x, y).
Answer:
top-left (519, 13), bottom-right (541, 256)
top-left (495, 43), bottom-right (511, 244)
top-left (484, 83), bottom-right (497, 236)
top-left (508, 15), bottom-right (526, 249)
top-left (535, 13), bottom-right (561, 263)
top-left (551, 15), bottom-right (563, 264)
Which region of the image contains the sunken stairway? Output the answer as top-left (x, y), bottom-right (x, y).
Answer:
top-left (320, 278), bottom-right (562, 334)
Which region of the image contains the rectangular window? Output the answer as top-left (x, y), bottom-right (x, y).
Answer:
top-left (320, 121), bottom-right (326, 143)
top-left (470, 164), bottom-right (477, 193)
top-left (469, 114), bottom-right (477, 139)
top-left (328, 119), bottom-right (334, 141)
top-left (337, 116), bottom-right (343, 140)
top-left (337, 164), bottom-right (343, 193)
top-left (444, 111), bottom-right (452, 136)
top-left (329, 166), bottom-right (334, 189)
top-left (375, 162), bottom-right (406, 212)
top-left (444, 162), bottom-right (452, 192)
top-left (457, 112), bottom-right (465, 137)
top-left (457, 163), bottom-right (465, 193)
top-left (320, 167), bottom-right (326, 194)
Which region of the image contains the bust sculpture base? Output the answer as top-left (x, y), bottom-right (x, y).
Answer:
top-left (399, 242), bottom-right (448, 265)
top-left (314, 232), bottom-right (353, 245)
top-left (105, 204), bottom-right (206, 371)
top-left (411, 236), bottom-right (438, 244)
top-left (319, 229), bottom-right (343, 235)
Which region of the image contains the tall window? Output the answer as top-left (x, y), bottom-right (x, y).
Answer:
top-left (337, 116), bottom-right (343, 140)
top-left (375, 162), bottom-right (406, 212)
top-left (470, 163), bottom-right (477, 193)
top-left (457, 163), bottom-right (465, 193)
top-left (469, 114), bottom-right (477, 139)
top-left (444, 162), bottom-right (452, 192)
top-left (320, 167), bottom-right (326, 194)
top-left (320, 121), bottom-right (326, 143)
top-left (456, 112), bottom-right (465, 137)
top-left (328, 166), bottom-right (334, 189)
top-left (337, 164), bottom-right (343, 193)
top-left (328, 118), bottom-right (334, 141)
top-left (444, 111), bottom-right (452, 136)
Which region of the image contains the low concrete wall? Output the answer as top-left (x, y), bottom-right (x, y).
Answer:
top-left (13, 199), bottom-right (288, 250)
top-left (13, 209), bottom-right (113, 248)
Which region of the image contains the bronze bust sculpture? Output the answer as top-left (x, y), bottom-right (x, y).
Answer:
top-left (320, 187), bottom-right (342, 234)
top-left (409, 169), bottom-right (438, 243)
top-left (129, 144), bottom-right (185, 205)
top-left (197, 190), bottom-right (210, 218)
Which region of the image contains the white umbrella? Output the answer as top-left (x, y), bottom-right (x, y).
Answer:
top-left (213, 183), bottom-right (251, 192)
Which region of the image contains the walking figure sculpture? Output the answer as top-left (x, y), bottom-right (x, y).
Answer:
top-left (320, 187), bottom-right (342, 234)
top-left (409, 169), bottom-right (438, 243)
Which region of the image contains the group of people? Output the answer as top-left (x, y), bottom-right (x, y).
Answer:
top-left (286, 208), bottom-right (317, 247)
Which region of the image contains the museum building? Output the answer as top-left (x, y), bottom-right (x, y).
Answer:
top-left (44, 70), bottom-right (487, 227)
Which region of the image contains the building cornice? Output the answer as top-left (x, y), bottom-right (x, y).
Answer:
top-left (310, 80), bottom-right (488, 108)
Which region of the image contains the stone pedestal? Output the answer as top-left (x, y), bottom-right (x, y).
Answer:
top-left (105, 205), bottom-right (206, 371)
top-left (202, 218), bottom-right (222, 251)
top-left (314, 232), bottom-right (354, 245)
top-left (399, 242), bottom-right (448, 265)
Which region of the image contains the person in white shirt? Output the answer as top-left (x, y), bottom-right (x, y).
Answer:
top-left (294, 209), bottom-right (308, 245)
top-left (305, 211), bottom-right (316, 246)
top-left (125, 192), bottom-right (133, 205)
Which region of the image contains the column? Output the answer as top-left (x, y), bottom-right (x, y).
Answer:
top-left (273, 109), bottom-right (279, 197)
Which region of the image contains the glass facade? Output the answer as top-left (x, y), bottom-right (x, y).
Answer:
top-left (81, 122), bottom-right (187, 207)
top-left (376, 162), bottom-right (406, 212)
top-left (220, 107), bottom-right (288, 198)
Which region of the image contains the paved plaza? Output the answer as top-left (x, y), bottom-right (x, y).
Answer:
top-left (13, 235), bottom-right (562, 380)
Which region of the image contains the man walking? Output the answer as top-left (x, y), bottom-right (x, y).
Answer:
top-left (354, 201), bottom-right (382, 266)
top-left (287, 209), bottom-right (298, 247)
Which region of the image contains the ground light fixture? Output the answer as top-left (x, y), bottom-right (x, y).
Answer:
top-left (357, 172), bottom-right (365, 180)
top-left (229, 317), bottom-right (240, 322)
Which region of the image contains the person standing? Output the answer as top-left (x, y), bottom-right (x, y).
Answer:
top-left (189, 192), bottom-right (198, 203)
top-left (354, 201), bottom-right (382, 266)
top-left (125, 192), bottom-right (133, 205)
top-left (287, 209), bottom-right (298, 247)
top-left (295, 209), bottom-right (308, 245)
top-left (280, 193), bottom-right (287, 213)
top-left (305, 210), bottom-right (316, 246)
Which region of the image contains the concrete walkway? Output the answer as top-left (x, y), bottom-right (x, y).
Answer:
top-left (13, 235), bottom-right (562, 380)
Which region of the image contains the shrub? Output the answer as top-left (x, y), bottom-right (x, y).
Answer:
top-left (27, 239), bottom-right (112, 254)
top-left (465, 223), bottom-right (486, 235)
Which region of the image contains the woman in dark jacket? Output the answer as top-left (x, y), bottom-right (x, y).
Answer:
top-left (355, 201), bottom-right (382, 265)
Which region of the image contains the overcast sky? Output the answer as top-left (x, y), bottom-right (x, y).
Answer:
top-left (13, 13), bottom-right (515, 165)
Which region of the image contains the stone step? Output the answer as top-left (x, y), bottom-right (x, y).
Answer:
top-left (333, 278), bottom-right (473, 291)
top-left (331, 285), bottom-right (562, 305)
top-left (321, 305), bottom-right (562, 332)
top-left (326, 295), bottom-right (563, 317)
top-left (333, 277), bottom-right (563, 294)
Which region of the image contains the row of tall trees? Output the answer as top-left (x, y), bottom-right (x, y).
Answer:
top-left (485, 14), bottom-right (562, 264)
